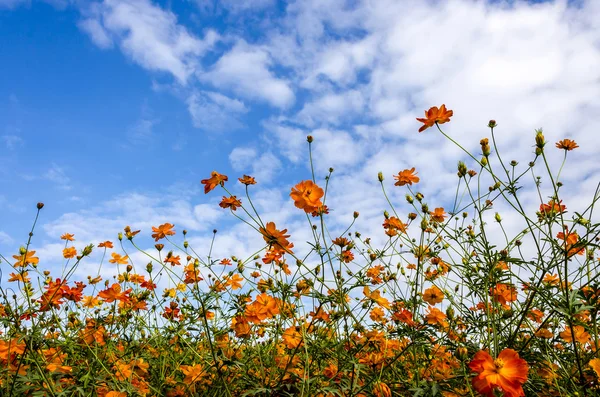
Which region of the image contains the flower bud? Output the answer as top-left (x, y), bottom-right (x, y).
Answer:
top-left (383, 210), bottom-right (389, 219)
top-left (406, 194), bottom-right (414, 204)
top-left (37, 202), bottom-right (45, 209)
top-left (420, 218), bottom-right (429, 231)
top-left (408, 212), bottom-right (417, 220)
top-left (421, 204), bottom-right (429, 214)
top-left (535, 128), bottom-right (545, 149)
top-left (480, 138), bottom-right (491, 156)
top-left (155, 244), bottom-right (164, 251)
top-left (126, 264), bottom-right (132, 273)
top-left (307, 135), bottom-right (313, 143)
top-left (146, 262), bottom-right (153, 273)
top-left (19, 246), bottom-right (27, 255)
top-left (457, 161), bottom-right (467, 178)
top-left (377, 172), bottom-right (384, 182)
top-left (353, 211), bottom-right (359, 219)
top-left (481, 157), bottom-right (488, 166)
top-left (494, 212), bottom-right (502, 223)
top-left (415, 192), bottom-right (424, 202)
top-left (488, 120), bottom-right (497, 128)
top-left (118, 232), bottom-right (123, 241)
top-left (183, 241), bottom-right (188, 249)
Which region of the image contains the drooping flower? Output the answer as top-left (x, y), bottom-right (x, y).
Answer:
top-left (416, 104), bottom-right (453, 133)
top-left (469, 348), bottom-right (528, 397)
top-left (394, 168), bottom-right (420, 186)
top-left (60, 233), bottom-right (75, 241)
top-left (201, 171), bottom-right (228, 194)
top-left (290, 180), bottom-right (324, 213)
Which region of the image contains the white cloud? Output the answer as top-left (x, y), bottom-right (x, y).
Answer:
top-left (228, 147), bottom-right (282, 183)
top-left (78, 18), bottom-right (113, 49)
top-left (295, 90), bottom-right (364, 127)
top-left (187, 91), bottom-right (248, 131)
top-left (44, 163), bottom-right (71, 191)
top-left (200, 41), bottom-right (295, 108)
top-left (0, 231), bottom-right (13, 246)
top-left (79, 0), bottom-right (219, 83)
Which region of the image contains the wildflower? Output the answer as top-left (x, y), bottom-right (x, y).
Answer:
top-left (290, 180), bottom-right (324, 213)
top-left (179, 364), bottom-right (206, 383)
top-left (259, 222), bottom-right (294, 254)
top-left (12, 250), bottom-right (39, 267)
top-left (394, 168), bottom-right (420, 186)
top-left (559, 325), bottom-right (590, 344)
top-left (430, 207), bottom-right (447, 223)
top-left (416, 104), bottom-right (453, 133)
top-left (469, 348), bottom-right (528, 397)
top-left (238, 175), bottom-right (257, 185)
top-left (8, 271), bottom-right (30, 283)
top-left (219, 196), bottom-right (242, 211)
top-left (423, 285), bottom-right (444, 305)
top-left (225, 274), bottom-right (244, 290)
top-left (557, 226), bottom-right (585, 257)
top-left (363, 286), bottom-right (391, 309)
top-left (491, 283), bottom-right (517, 309)
top-left (98, 241), bottom-right (113, 248)
top-left (63, 247), bottom-right (77, 259)
top-left (590, 358), bottom-right (600, 378)
top-left (373, 381), bottom-right (392, 397)
top-left (556, 139), bottom-right (578, 151)
top-left (61, 233), bottom-right (75, 241)
top-left (151, 223), bottom-right (176, 241)
top-left (539, 199), bottom-right (566, 219)
top-left (282, 326), bottom-right (303, 349)
top-left (109, 252), bottom-right (129, 265)
top-left (201, 171), bottom-right (228, 194)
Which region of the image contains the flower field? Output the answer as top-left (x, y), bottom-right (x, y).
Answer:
top-left (1, 105), bottom-right (599, 396)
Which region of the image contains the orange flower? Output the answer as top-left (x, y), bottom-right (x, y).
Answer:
top-left (219, 196), bottom-right (242, 211)
top-left (282, 326), bottom-right (303, 349)
top-left (490, 283), bottom-right (517, 309)
top-left (539, 199), bottom-right (566, 218)
top-left (469, 348), bottom-right (528, 397)
top-left (179, 364), bottom-right (206, 383)
top-left (98, 241), bottom-right (113, 248)
top-left (394, 168), bottom-right (419, 186)
top-left (556, 139), bottom-right (578, 151)
top-left (290, 180), bottom-right (324, 213)
top-left (589, 358), bottom-right (600, 378)
top-left (238, 175), bottom-right (257, 185)
top-left (151, 223), bottom-right (176, 241)
top-left (363, 286), bottom-right (391, 309)
top-left (430, 207), bottom-right (447, 223)
top-left (98, 283), bottom-right (132, 303)
top-left (259, 222), bottom-right (294, 254)
top-left (63, 247), bottom-right (77, 259)
top-left (423, 285), bottom-right (444, 305)
top-left (416, 104), bottom-right (453, 133)
top-left (201, 171), bottom-right (228, 194)
top-left (13, 250), bottom-right (39, 267)
top-left (60, 233), bottom-right (75, 241)
top-left (373, 381), bottom-right (392, 397)
top-left (559, 325), bottom-right (590, 344)
top-left (109, 252), bottom-right (129, 265)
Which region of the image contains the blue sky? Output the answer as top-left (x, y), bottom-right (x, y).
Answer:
top-left (1, 0), bottom-right (599, 286)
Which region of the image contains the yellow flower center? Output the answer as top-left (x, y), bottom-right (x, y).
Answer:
top-left (494, 358), bottom-right (505, 370)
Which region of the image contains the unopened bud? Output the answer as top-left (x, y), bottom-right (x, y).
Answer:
top-left (495, 213), bottom-right (502, 223)
top-left (481, 157), bottom-right (488, 166)
top-left (307, 135), bottom-right (313, 143)
top-left (353, 211), bottom-right (359, 219)
top-left (118, 233), bottom-right (123, 241)
top-left (146, 262), bottom-right (153, 273)
top-left (126, 265), bottom-right (132, 273)
top-left (488, 120), bottom-right (497, 128)
top-left (406, 195), bottom-right (414, 204)
top-left (457, 161), bottom-right (467, 178)
top-left (377, 172), bottom-right (384, 182)
top-left (416, 192), bottom-right (424, 202)
top-left (383, 210), bottom-right (389, 219)
top-left (535, 128), bottom-right (545, 149)
top-left (37, 202), bottom-right (44, 209)
top-left (155, 244), bottom-right (164, 251)
top-left (408, 212), bottom-right (417, 220)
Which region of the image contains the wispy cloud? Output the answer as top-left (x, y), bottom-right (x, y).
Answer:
top-left (79, 0), bottom-right (219, 83)
top-left (44, 163), bottom-right (71, 191)
top-left (2, 135), bottom-right (24, 150)
top-left (187, 91), bottom-right (248, 131)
